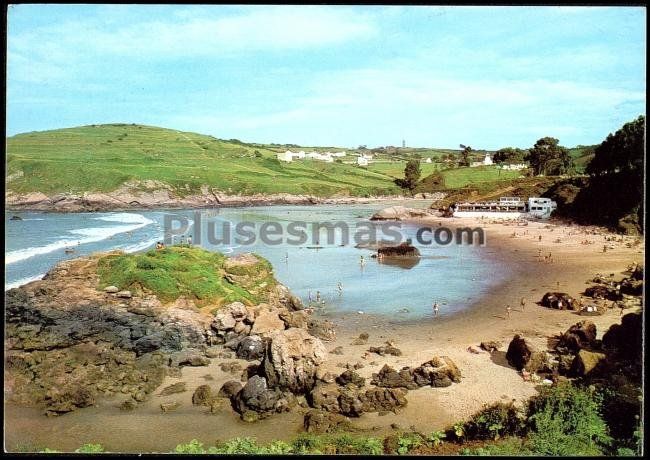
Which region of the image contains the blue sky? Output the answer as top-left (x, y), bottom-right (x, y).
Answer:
top-left (6, 5), bottom-right (646, 149)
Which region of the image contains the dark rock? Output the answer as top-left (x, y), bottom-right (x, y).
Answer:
top-left (480, 341), bottom-right (502, 352)
top-left (569, 350), bottom-right (607, 377)
top-left (236, 335), bottom-right (265, 361)
top-left (557, 321), bottom-right (597, 353)
top-left (585, 285), bottom-right (619, 301)
top-left (352, 333), bottom-right (369, 345)
top-left (541, 292), bottom-right (579, 310)
top-left (119, 399), bottom-right (137, 411)
top-left (336, 370), bottom-right (366, 388)
top-left (330, 346), bottom-right (344, 355)
top-left (309, 383), bottom-right (341, 413)
top-left (505, 335), bottom-right (534, 370)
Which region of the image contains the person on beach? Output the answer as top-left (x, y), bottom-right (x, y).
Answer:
top-left (432, 302), bottom-right (440, 317)
top-left (285, 251), bottom-right (289, 263)
top-left (360, 255), bottom-right (366, 266)
top-left (337, 282), bottom-right (343, 295)
top-left (308, 291), bottom-right (313, 303)
top-left (187, 235), bottom-right (192, 247)
top-left (520, 297), bottom-right (526, 311)
top-left (505, 304), bottom-right (512, 319)
top-left (538, 235), bottom-right (542, 242)
top-left (603, 244), bottom-right (607, 253)
top-left (316, 291), bottom-right (322, 303)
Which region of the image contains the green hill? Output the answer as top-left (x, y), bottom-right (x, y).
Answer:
top-left (6, 124), bottom-right (402, 197)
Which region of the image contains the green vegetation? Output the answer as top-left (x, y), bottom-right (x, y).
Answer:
top-left (438, 166), bottom-right (522, 189)
top-left (394, 159), bottom-right (422, 193)
top-left (527, 136), bottom-right (573, 175)
top-left (549, 115), bottom-right (645, 233)
top-left (96, 246), bottom-right (276, 307)
top-left (6, 124), bottom-right (401, 197)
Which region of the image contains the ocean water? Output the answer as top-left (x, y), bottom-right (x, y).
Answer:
top-left (4, 205), bottom-right (507, 320)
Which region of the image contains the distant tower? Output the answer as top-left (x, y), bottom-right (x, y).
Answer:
top-left (402, 139), bottom-right (406, 148)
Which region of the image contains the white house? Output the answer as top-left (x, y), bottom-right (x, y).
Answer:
top-left (277, 150), bottom-right (294, 162)
top-left (306, 152), bottom-right (334, 162)
top-left (483, 153), bottom-right (493, 166)
top-left (425, 157), bottom-right (432, 163)
top-left (357, 156), bottom-right (369, 166)
top-left (293, 151), bottom-right (306, 159)
top-left (332, 151), bottom-right (347, 157)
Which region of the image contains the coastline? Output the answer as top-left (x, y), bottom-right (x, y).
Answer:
top-left (5, 190), bottom-right (442, 213)
top-left (3, 213), bottom-right (644, 452)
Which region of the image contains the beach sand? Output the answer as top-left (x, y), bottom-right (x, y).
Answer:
top-left (4, 216), bottom-right (644, 452)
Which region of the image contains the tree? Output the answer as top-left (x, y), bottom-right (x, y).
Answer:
top-left (459, 144), bottom-right (473, 167)
top-left (586, 115), bottom-right (644, 178)
top-left (493, 147), bottom-right (527, 164)
top-left (526, 137), bottom-right (572, 175)
top-left (394, 159), bottom-right (421, 192)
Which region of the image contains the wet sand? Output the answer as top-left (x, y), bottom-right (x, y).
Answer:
top-left (4, 216), bottom-right (644, 452)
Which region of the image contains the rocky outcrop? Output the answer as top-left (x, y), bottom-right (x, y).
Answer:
top-left (308, 382), bottom-right (408, 418)
top-left (261, 328), bottom-right (328, 394)
top-left (602, 313), bottom-right (642, 362)
top-left (556, 321), bottom-right (597, 353)
top-left (505, 335), bottom-right (550, 372)
top-left (371, 356), bottom-right (462, 389)
top-left (370, 206), bottom-right (431, 221)
top-left (304, 409), bottom-right (350, 434)
top-left (230, 375), bottom-right (296, 421)
top-left (569, 350), bottom-right (607, 377)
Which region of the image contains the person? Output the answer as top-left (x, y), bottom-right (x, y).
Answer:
top-left (603, 244), bottom-right (607, 253)
top-left (520, 297), bottom-right (526, 311)
top-left (505, 304), bottom-right (512, 319)
top-left (156, 241), bottom-right (163, 250)
top-left (187, 235), bottom-right (192, 247)
top-left (316, 291), bottom-right (321, 303)
top-left (360, 255), bottom-right (365, 266)
top-left (432, 302), bottom-right (440, 317)
top-left (538, 235), bottom-right (542, 242)
top-left (337, 282), bottom-right (343, 295)
top-left (285, 251), bottom-right (289, 263)
top-left (308, 291), bottom-right (313, 303)
top-left (180, 236), bottom-right (185, 246)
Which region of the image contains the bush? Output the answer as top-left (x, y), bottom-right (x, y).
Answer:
top-left (396, 433), bottom-right (424, 455)
top-left (75, 443), bottom-right (105, 453)
top-left (464, 402), bottom-right (525, 441)
top-left (175, 439), bottom-right (206, 454)
top-left (526, 383), bottom-right (611, 455)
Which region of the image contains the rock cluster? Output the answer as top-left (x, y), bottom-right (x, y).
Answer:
top-left (540, 292), bottom-right (579, 310)
top-left (370, 356), bottom-right (462, 389)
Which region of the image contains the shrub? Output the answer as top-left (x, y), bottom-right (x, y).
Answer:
top-left (175, 439), bottom-right (206, 454)
top-left (464, 402), bottom-right (525, 440)
top-left (396, 433), bottom-right (424, 455)
top-left (427, 430), bottom-right (446, 447)
top-left (526, 383), bottom-right (611, 455)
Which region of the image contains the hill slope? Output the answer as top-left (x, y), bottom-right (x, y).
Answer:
top-left (6, 124), bottom-right (401, 198)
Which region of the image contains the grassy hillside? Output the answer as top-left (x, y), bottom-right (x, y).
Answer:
top-left (6, 124), bottom-right (403, 197)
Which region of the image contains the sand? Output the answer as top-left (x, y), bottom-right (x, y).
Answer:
top-left (4, 215), bottom-right (644, 452)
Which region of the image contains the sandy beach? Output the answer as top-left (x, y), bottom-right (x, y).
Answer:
top-left (4, 215), bottom-right (644, 452)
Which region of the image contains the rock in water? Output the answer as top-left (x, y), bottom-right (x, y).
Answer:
top-left (192, 385), bottom-right (213, 406)
top-left (370, 206), bottom-right (429, 221)
top-left (262, 328), bottom-right (328, 394)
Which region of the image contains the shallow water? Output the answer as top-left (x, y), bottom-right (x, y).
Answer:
top-left (5, 204), bottom-right (507, 320)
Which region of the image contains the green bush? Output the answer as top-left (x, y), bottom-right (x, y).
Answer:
top-left (526, 383), bottom-right (612, 455)
top-left (396, 433), bottom-right (424, 455)
top-left (75, 443), bottom-right (105, 453)
top-left (464, 402), bottom-right (525, 440)
top-left (175, 439), bottom-right (207, 454)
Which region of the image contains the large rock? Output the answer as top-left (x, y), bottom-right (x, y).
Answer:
top-left (262, 328), bottom-right (328, 394)
top-left (557, 321), bottom-right (597, 353)
top-left (505, 335), bottom-right (534, 370)
top-left (370, 206), bottom-right (430, 221)
top-left (304, 409), bottom-right (350, 434)
top-left (336, 370), bottom-right (366, 388)
top-left (218, 380), bottom-right (244, 398)
top-left (309, 383), bottom-right (342, 413)
top-left (602, 313), bottom-right (642, 362)
top-left (371, 356), bottom-right (461, 389)
top-left (251, 310), bottom-right (285, 336)
top-left (192, 385), bottom-right (213, 406)
top-left (169, 349), bottom-right (210, 367)
top-left (307, 319), bottom-right (337, 342)
top-left (569, 350), bottom-right (607, 377)
top-left (236, 335), bottom-right (265, 361)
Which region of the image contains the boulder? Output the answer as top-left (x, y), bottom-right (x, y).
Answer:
top-left (212, 313), bottom-right (236, 332)
top-left (557, 321), bottom-right (597, 353)
top-left (304, 409), bottom-right (349, 434)
top-left (351, 333), bottom-right (369, 345)
top-left (569, 350), bottom-right (607, 377)
top-left (585, 285), bottom-right (619, 301)
top-left (104, 286), bottom-right (119, 293)
top-left (308, 383), bottom-right (342, 413)
top-left (336, 370), bottom-right (366, 388)
top-left (371, 364), bottom-right (419, 390)
top-left (218, 380), bottom-right (243, 399)
top-left (505, 335), bottom-right (535, 370)
top-left (233, 375), bottom-right (284, 416)
top-left (116, 290), bottom-right (132, 299)
top-left (602, 313), bottom-right (642, 362)
top-left (170, 349), bottom-right (210, 367)
top-left (160, 401), bottom-right (181, 412)
top-left (358, 387), bottom-right (408, 413)
top-left (279, 310), bottom-right (309, 329)
top-left (251, 310), bottom-right (285, 336)
top-left (192, 384), bottom-right (213, 406)
top-left (236, 335), bottom-right (265, 361)
top-left (262, 328), bottom-right (328, 394)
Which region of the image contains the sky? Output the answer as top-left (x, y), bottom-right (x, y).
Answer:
top-left (6, 5), bottom-right (646, 149)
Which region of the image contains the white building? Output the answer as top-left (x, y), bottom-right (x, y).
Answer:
top-left (425, 157), bottom-right (432, 163)
top-left (357, 156), bottom-right (369, 166)
top-left (293, 151), bottom-right (306, 159)
top-left (277, 150), bottom-right (294, 162)
top-left (332, 151), bottom-right (347, 157)
top-left (306, 152), bottom-right (334, 162)
top-left (528, 197), bottom-right (557, 219)
top-left (483, 153), bottom-right (493, 165)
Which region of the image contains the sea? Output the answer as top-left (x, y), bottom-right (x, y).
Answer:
top-left (4, 204), bottom-right (507, 320)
